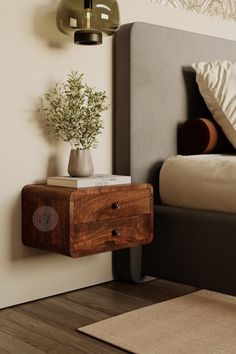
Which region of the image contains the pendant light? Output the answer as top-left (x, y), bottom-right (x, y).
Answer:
top-left (57, 0), bottom-right (120, 45)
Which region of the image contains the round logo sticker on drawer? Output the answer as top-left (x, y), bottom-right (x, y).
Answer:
top-left (33, 206), bottom-right (58, 232)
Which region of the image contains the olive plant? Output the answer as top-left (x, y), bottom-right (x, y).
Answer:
top-left (42, 71), bottom-right (108, 149)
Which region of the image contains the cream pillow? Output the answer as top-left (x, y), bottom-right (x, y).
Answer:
top-left (192, 60), bottom-right (236, 148)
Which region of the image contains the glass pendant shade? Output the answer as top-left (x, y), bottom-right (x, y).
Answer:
top-left (57, 0), bottom-right (120, 45)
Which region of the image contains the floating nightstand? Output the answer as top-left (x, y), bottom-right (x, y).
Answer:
top-left (22, 184), bottom-right (153, 257)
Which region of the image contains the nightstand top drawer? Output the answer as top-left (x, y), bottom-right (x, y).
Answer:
top-left (73, 184), bottom-right (152, 223)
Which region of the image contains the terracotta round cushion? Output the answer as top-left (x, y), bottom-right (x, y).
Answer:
top-left (179, 118), bottom-right (219, 154)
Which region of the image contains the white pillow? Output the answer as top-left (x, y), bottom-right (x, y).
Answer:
top-left (192, 60), bottom-right (236, 148)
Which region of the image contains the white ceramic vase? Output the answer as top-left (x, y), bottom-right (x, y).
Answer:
top-left (68, 148), bottom-right (94, 177)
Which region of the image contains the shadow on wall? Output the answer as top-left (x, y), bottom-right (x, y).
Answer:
top-left (33, 0), bottom-right (71, 49)
top-left (34, 98), bottom-right (55, 146)
top-left (33, 98), bottom-right (61, 178)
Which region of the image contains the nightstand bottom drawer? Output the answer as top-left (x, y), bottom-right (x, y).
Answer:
top-left (71, 215), bottom-right (152, 257)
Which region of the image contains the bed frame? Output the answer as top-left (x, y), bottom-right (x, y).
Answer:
top-left (114, 22), bottom-right (236, 295)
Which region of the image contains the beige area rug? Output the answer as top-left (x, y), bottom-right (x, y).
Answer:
top-left (78, 290), bottom-right (236, 354)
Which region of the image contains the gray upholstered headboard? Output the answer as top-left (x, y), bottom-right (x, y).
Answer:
top-left (115, 22), bottom-right (236, 183)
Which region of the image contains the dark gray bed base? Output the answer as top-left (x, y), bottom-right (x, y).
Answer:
top-left (144, 206), bottom-right (236, 295)
top-left (114, 22), bottom-right (236, 295)
top-left (114, 205), bottom-right (236, 294)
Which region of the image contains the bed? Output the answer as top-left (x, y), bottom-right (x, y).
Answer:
top-left (114, 22), bottom-right (236, 295)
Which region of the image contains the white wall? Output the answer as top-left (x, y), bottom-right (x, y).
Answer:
top-left (1, 0), bottom-right (236, 308)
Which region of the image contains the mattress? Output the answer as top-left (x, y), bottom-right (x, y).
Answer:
top-left (160, 154), bottom-right (236, 214)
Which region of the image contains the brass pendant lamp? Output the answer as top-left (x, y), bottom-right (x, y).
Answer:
top-left (57, 0), bottom-right (120, 45)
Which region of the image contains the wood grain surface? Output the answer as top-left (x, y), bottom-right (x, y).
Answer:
top-left (22, 184), bottom-right (153, 258)
top-left (74, 188), bottom-right (151, 223)
top-left (0, 279), bottom-right (197, 354)
top-left (72, 215), bottom-right (152, 257)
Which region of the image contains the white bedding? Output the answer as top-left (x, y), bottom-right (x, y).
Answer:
top-left (160, 154), bottom-right (236, 214)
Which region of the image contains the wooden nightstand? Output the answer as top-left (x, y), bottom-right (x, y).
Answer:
top-left (22, 183), bottom-right (153, 257)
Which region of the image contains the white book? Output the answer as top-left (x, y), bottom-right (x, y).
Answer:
top-left (47, 174), bottom-right (131, 188)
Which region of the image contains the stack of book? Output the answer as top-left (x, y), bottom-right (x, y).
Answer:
top-left (47, 174), bottom-right (131, 188)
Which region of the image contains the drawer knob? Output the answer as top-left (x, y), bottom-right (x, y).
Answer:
top-left (111, 202), bottom-right (120, 210)
top-left (112, 229), bottom-right (120, 237)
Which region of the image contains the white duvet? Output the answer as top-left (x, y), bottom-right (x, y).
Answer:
top-left (160, 154), bottom-right (236, 214)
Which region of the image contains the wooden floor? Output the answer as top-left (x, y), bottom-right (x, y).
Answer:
top-left (0, 279), bottom-right (197, 354)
